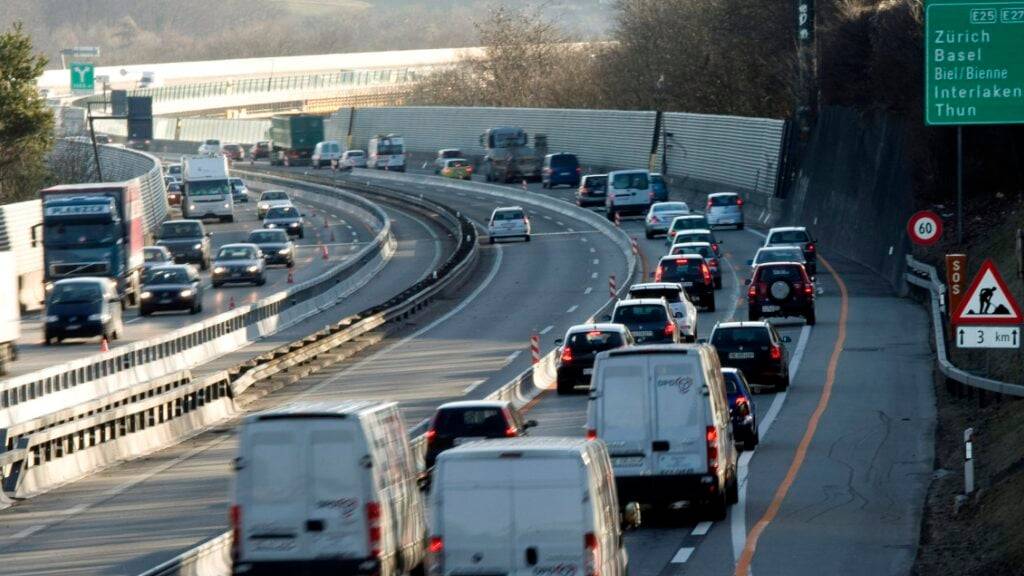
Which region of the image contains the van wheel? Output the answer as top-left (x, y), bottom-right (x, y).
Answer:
top-left (706, 489), bottom-right (728, 521)
top-left (524, 235), bottom-right (531, 242)
top-left (737, 223), bottom-right (745, 230)
top-left (727, 475), bottom-right (739, 504)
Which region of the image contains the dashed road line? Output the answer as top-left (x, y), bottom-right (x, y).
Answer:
top-left (671, 548), bottom-right (695, 564)
top-left (539, 325), bottom-right (554, 335)
top-left (504, 350), bottom-right (522, 365)
top-left (584, 287), bottom-right (593, 295)
top-left (692, 521), bottom-right (714, 536)
top-left (590, 272), bottom-right (598, 279)
top-left (566, 305), bottom-right (579, 313)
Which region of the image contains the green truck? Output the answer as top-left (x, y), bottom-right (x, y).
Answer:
top-left (269, 115), bottom-right (324, 167)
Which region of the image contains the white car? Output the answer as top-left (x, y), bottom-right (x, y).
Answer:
top-left (257, 190), bottom-right (293, 219)
top-left (429, 438), bottom-right (634, 576)
top-left (197, 139), bottom-right (221, 156)
top-left (342, 149), bottom-right (367, 168)
top-left (627, 282), bottom-right (698, 342)
top-left (644, 201), bottom-right (690, 238)
top-left (487, 206), bottom-right (530, 244)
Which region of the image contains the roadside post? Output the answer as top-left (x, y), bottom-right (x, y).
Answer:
top-left (963, 427), bottom-right (975, 495)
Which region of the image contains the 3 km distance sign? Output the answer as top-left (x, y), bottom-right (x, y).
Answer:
top-left (908, 210), bottom-right (943, 245)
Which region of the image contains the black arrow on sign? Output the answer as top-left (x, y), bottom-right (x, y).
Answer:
top-left (958, 328), bottom-right (965, 346)
top-left (1013, 329), bottom-right (1019, 347)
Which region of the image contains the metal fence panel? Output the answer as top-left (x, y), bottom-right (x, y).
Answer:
top-left (0, 200), bottom-right (43, 275)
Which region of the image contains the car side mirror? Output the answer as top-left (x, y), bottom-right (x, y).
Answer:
top-left (621, 502), bottom-right (641, 530)
top-left (205, 232), bottom-right (213, 237)
top-left (782, 335), bottom-right (792, 343)
top-left (744, 278), bottom-right (751, 286)
top-left (553, 338), bottom-right (563, 346)
top-left (525, 419), bottom-right (538, 429)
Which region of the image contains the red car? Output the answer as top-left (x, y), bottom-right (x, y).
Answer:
top-left (221, 144), bottom-right (245, 162)
top-left (251, 141), bottom-right (272, 160)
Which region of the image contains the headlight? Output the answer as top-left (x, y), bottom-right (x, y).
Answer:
top-left (189, 204), bottom-right (196, 211)
top-left (192, 243), bottom-right (202, 250)
top-left (259, 202), bottom-right (268, 209)
top-left (289, 222), bottom-right (299, 227)
top-left (141, 291), bottom-right (152, 299)
top-left (88, 313), bottom-right (111, 322)
top-left (45, 315), bottom-right (59, 323)
top-left (213, 266), bottom-right (226, 274)
top-left (278, 247), bottom-right (291, 255)
top-left (266, 223), bottom-right (277, 228)
top-left (45, 282), bottom-right (54, 292)
top-left (247, 265), bottom-right (259, 273)
top-left (223, 203), bottom-right (230, 209)
top-left (179, 288), bottom-right (194, 298)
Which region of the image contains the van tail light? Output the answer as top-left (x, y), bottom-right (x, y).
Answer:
top-left (561, 346), bottom-right (574, 364)
top-left (584, 532), bottom-right (600, 576)
top-left (428, 535), bottom-right (445, 576)
top-left (770, 345), bottom-right (782, 361)
top-left (706, 426), bottom-right (719, 475)
top-left (654, 266), bottom-right (664, 282)
top-left (664, 321), bottom-right (675, 336)
top-left (230, 505), bottom-right (242, 561)
top-left (367, 502), bottom-right (382, 558)
top-left (586, 428), bottom-right (597, 440)
top-left (429, 535), bottom-right (444, 554)
top-left (807, 243), bottom-right (816, 253)
top-left (701, 264), bottom-right (712, 285)
top-left (425, 427), bottom-right (437, 446)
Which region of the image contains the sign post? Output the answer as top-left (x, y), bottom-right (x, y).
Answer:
top-left (946, 253), bottom-right (968, 315)
top-left (69, 62), bottom-right (95, 95)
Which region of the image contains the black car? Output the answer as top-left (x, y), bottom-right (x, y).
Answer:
top-left (140, 265), bottom-right (203, 316)
top-left (747, 262), bottom-right (816, 325)
top-left (554, 323), bottom-right (634, 394)
top-left (654, 254), bottom-right (716, 311)
top-left (710, 321), bottom-right (791, 391)
top-left (423, 400), bottom-right (536, 473)
top-left (576, 174), bottom-right (608, 207)
top-left (156, 220), bottom-right (211, 270)
top-left (248, 229), bottom-right (295, 267)
top-left (263, 205), bottom-right (304, 238)
top-left (723, 367), bottom-right (759, 450)
top-left (44, 278), bottom-right (124, 345)
top-left (608, 298), bottom-right (680, 344)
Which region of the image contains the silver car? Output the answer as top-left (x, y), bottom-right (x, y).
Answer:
top-left (705, 192), bottom-right (745, 229)
top-left (342, 149), bottom-right (367, 168)
top-left (257, 190), bottom-right (292, 219)
top-left (211, 243), bottom-right (266, 288)
top-left (487, 206), bottom-right (531, 244)
top-left (644, 201), bottom-right (691, 238)
top-left (263, 205), bottom-right (305, 238)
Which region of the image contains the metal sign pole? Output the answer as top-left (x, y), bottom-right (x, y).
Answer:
top-left (957, 126), bottom-right (963, 245)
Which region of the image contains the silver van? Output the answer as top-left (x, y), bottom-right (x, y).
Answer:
top-left (605, 169), bottom-right (652, 220)
top-left (705, 192), bottom-right (744, 229)
top-left (586, 345), bottom-right (739, 519)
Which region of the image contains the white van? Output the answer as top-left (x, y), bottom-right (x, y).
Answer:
top-left (312, 140), bottom-right (343, 169)
top-left (586, 345), bottom-right (738, 519)
top-left (231, 401), bottom-right (427, 576)
top-left (605, 169), bottom-right (653, 221)
top-left (428, 438), bottom-right (635, 576)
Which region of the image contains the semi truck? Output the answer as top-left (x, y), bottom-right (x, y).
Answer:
top-left (0, 252), bottom-right (19, 375)
top-left (38, 181), bottom-right (146, 307)
top-left (269, 115), bottom-right (324, 167)
top-left (479, 127), bottom-right (545, 183)
top-left (182, 155), bottom-right (234, 222)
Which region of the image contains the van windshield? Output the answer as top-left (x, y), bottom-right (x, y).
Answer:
top-left (432, 408), bottom-right (508, 437)
top-left (550, 155), bottom-right (578, 168)
top-left (612, 172), bottom-right (648, 190)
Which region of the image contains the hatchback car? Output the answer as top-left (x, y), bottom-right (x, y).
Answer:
top-left (666, 214), bottom-right (711, 245)
top-left (747, 262), bottom-right (816, 324)
top-left (709, 321), bottom-right (791, 391)
top-left (670, 228), bottom-right (721, 256)
top-left (542, 153), bottom-right (581, 189)
top-left (228, 178), bottom-right (249, 204)
top-left (257, 190), bottom-right (292, 219)
top-left (722, 367), bottom-right (759, 450)
top-left (433, 148), bottom-right (463, 173)
top-left (263, 205), bottom-right (304, 238)
top-left (576, 173), bottom-right (607, 207)
top-left (143, 246), bottom-right (173, 271)
top-left (487, 206), bottom-right (530, 243)
top-left (221, 143), bottom-right (245, 162)
top-left (156, 219), bottom-right (212, 270)
top-left (341, 149), bottom-right (367, 168)
top-left (251, 140), bottom-right (272, 160)
top-left (44, 278), bottom-right (123, 345)
top-left (751, 245), bottom-right (814, 276)
top-left (212, 244), bottom-right (266, 287)
top-left (671, 241), bottom-right (722, 288)
top-left (140, 264), bottom-right (203, 316)
top-left (606, 298), bottom-right (680, 344)
top-left (765, 226), bottom-right (817, 266)
top-left (166, 163), bottom-right (182, 180)
top-left (166, 181), bottom-right (183, 206)
top-left (644, 201), bottom-right (691, 238)
top-left (554, 323), bottom-right (634, 394)
top-left (654, 254), bottom-right (716, 311)
top-left (650, 172), bottom-right (669, 202)
top-left (247, 229), bottom-right (295, 267)
top-left (626, 282), bottom-right (698, 342)
top-left (424, 400), bottom-right (536, 472)
top-left (706, 192), bottom-right (744, 229)
top-left (439, 158), bottom-right (473, 180)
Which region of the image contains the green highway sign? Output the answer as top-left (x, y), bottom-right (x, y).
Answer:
top-left (69, 62), bottom-right (95, 94)
top-left (925, 1), bottom-right (1024, 125)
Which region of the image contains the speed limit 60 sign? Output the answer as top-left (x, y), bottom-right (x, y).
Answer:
top-left (908, 211), bottom-right (943, 246)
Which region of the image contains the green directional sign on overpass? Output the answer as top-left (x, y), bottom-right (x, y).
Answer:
top-left (925, 0), bottom-right (1024, 125)
top-left (69, 62), bottom-right (95, 94)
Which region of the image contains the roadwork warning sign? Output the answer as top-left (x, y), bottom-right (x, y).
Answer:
top-left (952, 259), bottom-right (1023, 325)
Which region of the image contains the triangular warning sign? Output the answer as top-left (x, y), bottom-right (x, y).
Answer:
top-left (952, 259), bottom-right (1023, 325)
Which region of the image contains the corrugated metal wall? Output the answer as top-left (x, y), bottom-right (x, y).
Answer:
top-left (0, 201), bottom-right (43, 271)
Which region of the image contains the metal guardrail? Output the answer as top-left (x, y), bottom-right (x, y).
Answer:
top-left (904, 255), bottom-right (1024, 397)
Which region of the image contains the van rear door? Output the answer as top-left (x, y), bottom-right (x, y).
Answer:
top-left (307, 421), bottom-right (368, 558)
top-left (650, 355), bottom-right (707, 475)
top-left (440, 459), bottom-right (516, 573)
top-left (513, 458), bottom-right (585, 576)
top-left (597, 358), bottom-right (652, 476)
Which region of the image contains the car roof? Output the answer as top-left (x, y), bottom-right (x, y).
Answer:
top-left (251, 400), bottom-right (389, 420)
top-left (163, 219), bottom-right (201, 225)
top-left (565, 322), bottom-right (629, 334)
top-left (651, 202), bottom-right (687, 209)
top-left (249, 228), bottom-right (287, 235)
top-left (754, 261), bottom-right (806, 269)
top-left (54, 276), bottom-right (109, 286)
top-left (438, 148), bottom-right (461, 153)
top-left (629, 282), bottom-right (683, 291)
top-left (604, 343), bottom-right (706, 357)
top-left (674, 241), bottom-right (712, 247)
top-left (219, 242), bottom-right (259, 250)
top-left (149, 263), bottom-right (191, 272)
top-left (708, 192), bottom-right (740, 198)
top-left (714, 321), bottom-right (771, 330)
top-left (144, 245), bottom-right (169, 251)
top-left (437, 400), bottom-right (511, 410)
top-left (346, 149), bottom-right (365, 154)
top-left (676, 228), bottom-right (713, 235)
top-left (672, 214), bottom-right (706, 221)
top-left (768, 226), bottom-right (808, 233)
top-left (444, 157), bottom-right (468, 163)
top-left (615, 297), bottom-right (667, 307)
top-left (660, 253), bottom-right (705, 262)
top-left (758, 245), bottom-right (803, 251)
top-left (492, 206), bottom-right (524, 212)
top-left (442, 437), bottom-right (592, 458)
top-left (260, 189), bottom-right (289, 195)
top-left (582, 173), bottom-right (607, 178)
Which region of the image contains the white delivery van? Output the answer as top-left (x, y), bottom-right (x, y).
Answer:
top-left (586, 344), bottom-right (738, 519)
top-left (605, 169), bottom-right (653, 221)
top-left (231, 401), bottom-right (427, 576)
top-left (182, 155), bottom-right (234, 222)
top-left (312, 140), bottom-right (343, 169)
top-left (428, 438), bottom-right (635, 576)
top-left (0, 252), bottom-right (20, 375)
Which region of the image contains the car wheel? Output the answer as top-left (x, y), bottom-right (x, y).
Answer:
top-left (556, 380), bottom-right (573, 395)
top-left (737, 223), bottom-right (745, 230)
top-left (714, 278), bottom-right (723, 290)
top-left (299, 230), bottom-right (305, 239)
top-left (212, 281), bottom-right (221, 289)
top-left (140, 307), bottom-right (150, 317)
top-left (256, 276), bottom-right (266, 287)
top-left (727, 474), bottom-right (739, 504)
top-left (287, 259), bottom-right (295, 268)
top-left (776, 373), bottom-right (790, 392)
top-left (751, 431), bottom-right (760, 448)
top-left (645, 229), bottom-right (653, 239)
top-left (805, 308), bottom-right (816, 326)
top-left (488, 237), bottom-right (494, 245)
top-left (44, 335), bottom-right (52, 346)
top-left (524, 235), bottom-right (531, 242)
top-left (200, 259), bottom-right (209, 271)
top-left (706, 295), bottom-right (716, 312)
top-left (606, 210), bottom-right (616, 222)
top-left (706, 488), bottom-right (728, 521)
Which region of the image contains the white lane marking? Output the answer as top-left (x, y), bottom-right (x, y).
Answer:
top-left (539, 325), bottom-right (554, 335)
top-left (463, 379), bottom-right (485, 394)
top-left (400, 206), bottom-right (443, 282)
top-left (592, 259), bottom-right (600, 265)
top-left (590, 247), bottom-right (596, 253)
top-left (9, 525), bottom-right (45, 541)
top-left (671, 548), bottom-right (695, 564)
top-left (566, 305), bottom-right (579, 313)
top-left (556, 221), bottom-right (565, 226)
top-left (126, 317), bottom-right (144, 324)
top-left (731, 323), bottom-right (812, 564)
top-left (590, 272), bottom-right (598, 279)
top-left (584, 287), bottom-right (593, 295)
top-left (543, 215), bottom-right (553, 221)
top-left (581, 237), bottom-right (589, 243)
top-left (504, 350), bottom-right (522, 365)
top-left (692, 521), bottom-right (713, 536)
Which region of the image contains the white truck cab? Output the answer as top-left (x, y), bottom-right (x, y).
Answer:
top-left (182, 155), bottom-right (234, 222)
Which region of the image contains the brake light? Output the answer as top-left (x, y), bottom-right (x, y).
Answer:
top-left (586, 428), bottom-right (597, 440)
top-left (584, 532), bottom-right (601, 576)
top-left (429, 536), bottom-right (444, 554)
top-left (505, 425), bottom-right (518, 437)
top-left (734, 396), bottom-right (751, 417)
top-left (466, 166), bottom-right (473, 173)
top-left (561, 346), bottom-right (574, 363)
top-left (748, 284), bottom-right (757, 298)
top-left (428, 534), bottom-right (445, 576)
top-left (770, 345), bottom-right (782, 360)
top-left (664, 321), bottom-right (675, 336)
top-left (654, 266), bottom-right (664, 282)
top-left (230, 505), bottom-right (242, 561)
top-left (804, 283), bottom-right (814, 296)
top-left (737, 198), bottom-right (744, 206)
top-left (367, 502), bottom-right (382, 557)
top-left (712, 243), bottom-right (719, 252)
top-left (807, 243), bottom-right (816, 252)
top-left (701, 264), bottom-right (712, 285)
top-left (706, 426), bottom-right (719, 474)
top-left (426, 428), bottom-right (437, 445)
top-left (675, 258), bottom-right (688, 264)
top-left (576, 167), bottom-right (582, 173)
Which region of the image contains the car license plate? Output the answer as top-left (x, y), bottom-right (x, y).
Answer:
top-left (682, 281), bottom-right (694, 287)
top-left (762, 304), bottom-right (780, 312)
top-left (231, 273), bottom-right (241, 278)
top-left (455, 437), bottom-right (485, 446)
top-left (612, 456), bottom-right (644, 466)
top-left (160, 298), bottom-right (172, 304)
top-left (583, 368), bottom-right (593, 375)
top-left (65, 324), bottom-right (81, 331)
top-left (634, 330), bottom-right (653, 337)
top-left (730, 352), bottom-right (756, 359)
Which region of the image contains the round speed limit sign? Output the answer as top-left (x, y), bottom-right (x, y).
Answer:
top-left (907, 210), bottom-right (943, 246)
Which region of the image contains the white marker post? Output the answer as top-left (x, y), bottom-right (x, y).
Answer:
top-left (964, 427), bottom-right (975, 495)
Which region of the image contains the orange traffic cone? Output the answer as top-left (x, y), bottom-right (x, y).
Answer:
top-left (614, 211), bottom-right (621, 227)
top-left (100, 336), bottom-right (110, 353)
top-left (229, 296), bottom-right (236, 310)
top-left (321, 244), bottom-right (329, 260)
top-left (287, 269), bottom-right (295, 284)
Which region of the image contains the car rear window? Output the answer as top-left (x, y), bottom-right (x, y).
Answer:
top-left (711, 327), bottom-right (771, 349)
top-left (722, 373), bottom-right (740, 394)
top-left (614, 305), bottom-right (667, 323)
top-left (432, 408), bottom-right (508, 437)
top-left (262, 191), bottom-right (289, 201)
top-left (583, 176), bottom-right (607, 190)
top-left (672, 217), bottom-right (707, 230)
top-left (567, 330), bottom-right (625, 353)
top-left (492, 210), bottom-right (524, 221)
top-left (710, 195), bottom-right (739, 206)
top-left (674, 232), bottom-right (712, 245)
top-left (659, 258), bottom-right (703, 280)
top-left (612, 172), bottom-right (648, 190)
top-left (160, 222), bottom-right (202, 238)
top-left (655, 203), bottom-right (688, 212)
top-left (550, 155), bottom-right (579, 168)
top-left (629, 288), bottom-right (680, 303)
top-left (756, 248), bottom-right (804, 264)
top-left (770, 230), bottom-right (810, 244)
top-left (757, 265), bottom-right (803, 282)
top-left (440, 149), bottom-right (462, 158)
top-left (674, 244), bottom-right (712, 258)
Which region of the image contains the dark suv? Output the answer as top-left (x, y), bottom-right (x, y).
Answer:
top-left (554, 323), bottom-right (634, 394)
top-left (607, 298), bottom-right (680, 344)
top-left (747, 262), bottom-right (816, 325)
top-left (542, 153), bottom-right (581, 189)
top-left (654, 254), bottom-right (716, 311)
top-left (424, 401), bottom-right (536, 472)
top-left (576, 174), bottom-right (608, 207)
top-left (710, 321), bottom-right (791, 391)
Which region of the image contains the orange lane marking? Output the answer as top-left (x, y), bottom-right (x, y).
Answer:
top-left (734, 254), bottom-right (849, 576)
